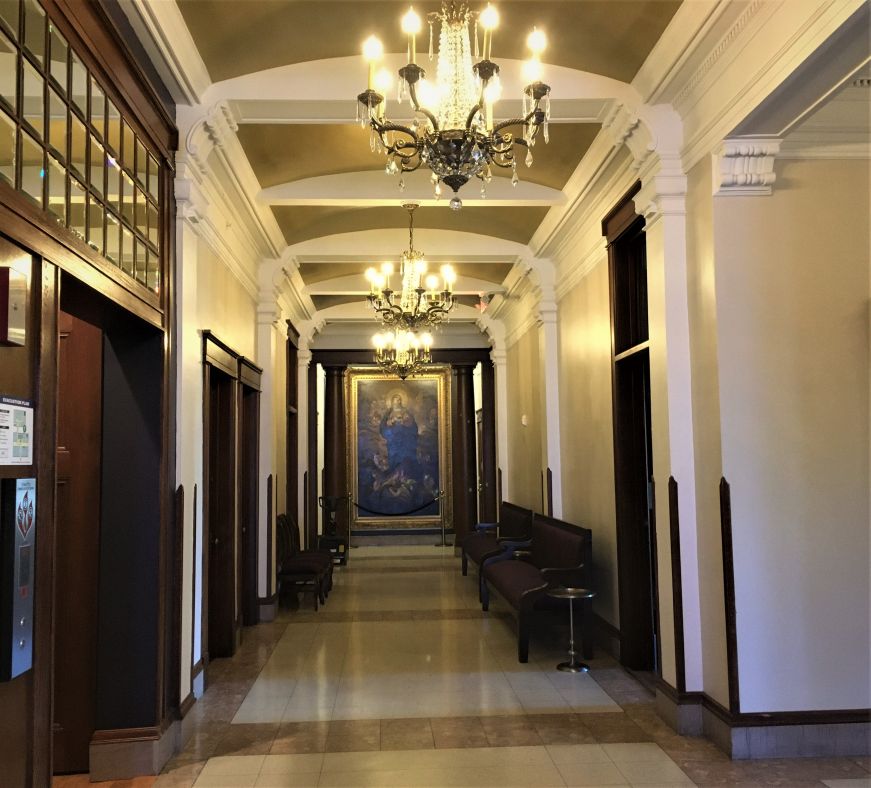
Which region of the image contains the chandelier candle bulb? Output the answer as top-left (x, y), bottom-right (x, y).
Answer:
top-left (402, 7), bottom-right (422, 63)
top-left (480, 4), bottom-right (499, 60)
top-left (362, 35), bottom-right (384, 90)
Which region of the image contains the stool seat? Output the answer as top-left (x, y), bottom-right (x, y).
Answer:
top-left (547, 587), bottom-right (595, 600)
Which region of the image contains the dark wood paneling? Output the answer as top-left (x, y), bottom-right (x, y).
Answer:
top-left (170, 485), bottom-right (184, 716)
top-left (719, 477), bottom-right (740, 714)
top-left (266, 474), bottom-right (273, 596)
top-left (239, 387), bottom-right (259, 626)
top-left (306, 363), bottom-right (318, 550)
top-left (203, 331), bottom-right (240, 378)
top-left (479, 361), bottom-right (497, 523)
top-left (239, 358), bottom-right (263, 391)
top-left (323, 366), bottom-right (349, 542)
top-left (206, 367), bottom-right (237, 659)
top-left (451, 364), bottom-right (477, 544)
top-left (602, 181), bottom-right (642, 243)
top-left (190, 483), bottom-right (198, 676)
top-left (668, 476), bottom-right (686, 693)
top-left (54, 303), bottom-right (103, 773)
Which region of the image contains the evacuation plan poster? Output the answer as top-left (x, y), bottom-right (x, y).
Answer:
top-left (0, 396), bottom-right (33, 466)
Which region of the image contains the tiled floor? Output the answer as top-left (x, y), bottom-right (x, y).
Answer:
top-left (55, 546), bottom-right (870, 787)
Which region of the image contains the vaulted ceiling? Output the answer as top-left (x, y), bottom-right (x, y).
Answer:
top-left (169, 0), bottom-right (684, 340)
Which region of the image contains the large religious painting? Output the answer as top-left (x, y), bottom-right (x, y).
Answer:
top-left (347, 367), bottom-right (452, 530)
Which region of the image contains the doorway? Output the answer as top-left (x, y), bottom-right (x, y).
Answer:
top-left (53, 303), bottom-right (103, 773)
top-left (239, 383), bottom-right (260, 626)
top-left (606, 196), bottom-right (659, 672)
top-left (205, 365), bottom-right (237, 660)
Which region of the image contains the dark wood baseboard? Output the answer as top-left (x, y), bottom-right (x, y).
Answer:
top-left (656, 677), bottom-right (870, 728)
top-left (178, 692), bottom-right (195, 719)
top-left (191, 659), bottom-right (204, 680)
top-left (91, 726), bottom-right (161, 743)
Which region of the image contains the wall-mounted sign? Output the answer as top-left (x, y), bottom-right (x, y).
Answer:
top-left (0, 478), bottom-right (36, 680)
top-left (0, 397), bottom-right (33, 466)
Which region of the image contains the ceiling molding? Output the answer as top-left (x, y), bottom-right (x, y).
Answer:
top-left (121, 0), bottom-right (212, 105)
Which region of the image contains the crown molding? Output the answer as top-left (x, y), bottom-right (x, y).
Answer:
top-left (121, 0), bottom-right (211, 105)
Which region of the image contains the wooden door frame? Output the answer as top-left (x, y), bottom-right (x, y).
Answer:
top-left (238, 358), bottom-right (262, 628)
top-left (603, 181), bottom-right (662, 673)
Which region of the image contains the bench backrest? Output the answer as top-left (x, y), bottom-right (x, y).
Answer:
top-left (530, 513), bottom-right (591, 576)
top-left (498, 501), bottom-right (534, 539)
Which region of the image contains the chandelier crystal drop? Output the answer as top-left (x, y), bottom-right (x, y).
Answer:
top-left (357, 2), bottom-right (551, 209)
top-left (372, 329), bottom-right (433, 379)
top-left (365, 203), bottom-right (457, 330)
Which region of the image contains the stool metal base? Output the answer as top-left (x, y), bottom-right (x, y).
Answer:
top-left (557, 659), bottom-right (590, 673)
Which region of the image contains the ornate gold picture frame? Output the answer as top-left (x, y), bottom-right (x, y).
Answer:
top-left (347, 366), bottom-right (452, 531)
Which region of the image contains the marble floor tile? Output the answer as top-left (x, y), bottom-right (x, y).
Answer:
top-left (150, 546), bottom-right (869, 788)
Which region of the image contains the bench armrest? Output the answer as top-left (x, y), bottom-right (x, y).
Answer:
top-left (512, 549), bottom-right (533, 561)
top-left (474, 522), bottom-right (498, 533)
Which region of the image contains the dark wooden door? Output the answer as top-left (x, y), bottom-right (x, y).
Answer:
top-left (239, 386), bottom-right (259, 627)
top-left (607, 203), bottom-right (659, 673)
top-left (476, 409), bottom-right (485, 522)
top-left (53, 308), bottom-right (103, 773)
top-left (207, 366), bottom-right (237, 659)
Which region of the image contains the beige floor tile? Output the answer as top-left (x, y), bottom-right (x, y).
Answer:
top-left (193, 775), bottom-right (259, 788)
top-left (614, 760), bottom-right (694, 785)
top-left (318, 764), bottom-right (565, 787)
top-left (557, 762), bottom-right (629, 786)
top-left (546, 744), bottom-right (612, 765)
top-left (198, 756), bottom-right (265, 776)
top-left (260, 753), bottom-right (325, 774)
top-left (254, 774), bottom-right (320, 788)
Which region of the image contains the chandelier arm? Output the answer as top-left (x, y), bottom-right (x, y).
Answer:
top-left (408, 81), bottom-right (440, 133)
top-left (376, 121), bottom-right (420, 143)
top-left (492, 112), bottom-right (540, 136)
top-left (465, 103), bottom-right (483, 131)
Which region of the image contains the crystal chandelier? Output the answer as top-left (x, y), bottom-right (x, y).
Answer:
top-left (373, 329), bottom-right (433, 379)
top-left (357, 2), bottom-right (551, 210)
top-left (365, 203), bottom-right (457, 330)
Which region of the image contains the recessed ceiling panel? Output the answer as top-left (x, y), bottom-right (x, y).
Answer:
top-left (274, 205), bottom-right (548, 246)
top-left (178, 1), bottom-right (681, 84)
top-left (239, 123), bottom-right (599, 191)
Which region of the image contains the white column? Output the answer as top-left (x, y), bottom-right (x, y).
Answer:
top-left (491, 347), bottom-right (510, 504)
top-left (174, 171), bottom-right (205, 697)
top-left (637, 159), bottom-right (703, 693)
top-left (297, 343), bottom-right (311, 533)
top-left (256, 299), bottom-right (280, 606)
top-left (536, 294), bottom-right (563, 518)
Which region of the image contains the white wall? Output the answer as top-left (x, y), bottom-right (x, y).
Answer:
top-left (713, 158), bottom-right (871, 712)
top-left (175, 226), bottom-right (259, 698)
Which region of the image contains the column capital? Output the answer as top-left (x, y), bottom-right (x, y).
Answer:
top-left (636, 153), bottom-right (687, 228)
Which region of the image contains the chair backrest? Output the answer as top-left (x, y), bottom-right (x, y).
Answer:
top-left (529, 513), bottom-right (591, 578)
top-left (276, 513), bottom-right (300, 564)
top-left (498, 502), bottom-right (534, 539)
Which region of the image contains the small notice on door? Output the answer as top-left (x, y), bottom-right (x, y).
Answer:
top-left (0, 396), bottom-right (33, 466)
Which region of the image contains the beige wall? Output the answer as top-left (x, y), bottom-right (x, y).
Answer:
top-left (557, 259), bottom-right (620, 628)
top-left (713, 158), bottom-right (870, 712)
top-left (195, 239), bottom-right (257, 357)
top-left (685, 157), bottom-right (731, 707)
top-left (506, 324), bottom-right (544, 511)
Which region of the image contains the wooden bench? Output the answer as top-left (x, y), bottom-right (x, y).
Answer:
top-left (461, 502), bottom-right (534, 600)
top-left (481, 513), bottom-right (593, 663)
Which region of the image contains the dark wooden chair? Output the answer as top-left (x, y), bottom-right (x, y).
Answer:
top-left (276, 513), bottom-right (333, 610)
top-left (461, 502), bottom-right (534, 600)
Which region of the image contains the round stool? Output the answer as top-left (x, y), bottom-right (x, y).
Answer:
top-left (547, 586), bottom-right (596, 672)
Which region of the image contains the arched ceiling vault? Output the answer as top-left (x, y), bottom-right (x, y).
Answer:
top-left (167, 1), bottom-right (683, 329)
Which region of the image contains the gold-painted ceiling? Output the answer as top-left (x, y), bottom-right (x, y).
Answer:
top-left (299, 261), bottom-right (514, 286)
top-left (238, 123), bottom-right (600, 191)
top-left (275, 205), bottom-right (548, 246)
top-left (177, 1), bottom-right (681, 84)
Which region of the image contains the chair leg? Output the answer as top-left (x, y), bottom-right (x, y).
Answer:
top-left (461, 552), bottom-right (468, 576)
top-left (312, 581), bottom-right (319, 611)
top-left (481, 580), bottom-right (490, 611)
top-left (517, 612), bottom-right (530, 663)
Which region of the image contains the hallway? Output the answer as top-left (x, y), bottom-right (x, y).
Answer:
top-left (132, 548), bottom-right (871, 787)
